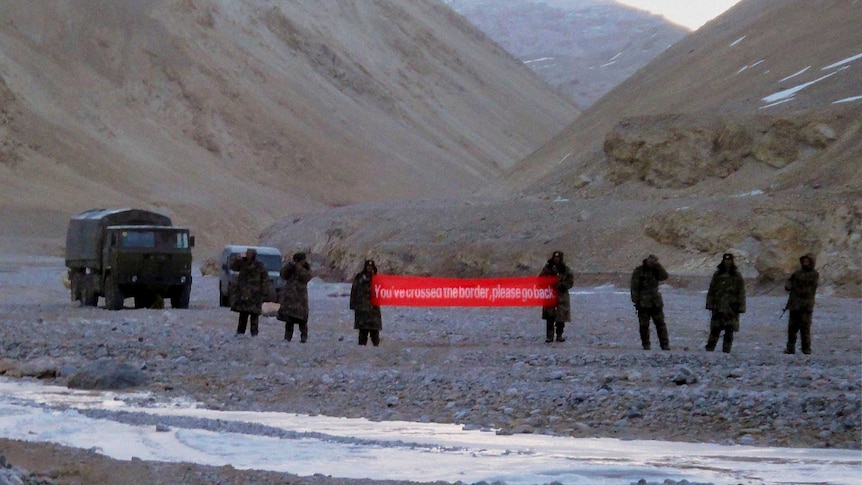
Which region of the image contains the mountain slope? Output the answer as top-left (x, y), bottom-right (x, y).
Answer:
top-left (0, 0), bottom-right (577, 253)
top-left (444, 0), bottom-right (689, 107)
top-left (504, 0), bottom-right (862, 192)
top-left (264, 0), bottom-right (861, 295)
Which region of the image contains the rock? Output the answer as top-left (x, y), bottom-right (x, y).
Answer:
top-left (66, 359), bottom-right (149, 390)
top-left (738, 434), bottom-right (756, 445)
top-left (199, 257), bottom-right (219, 276)
top-left (672, 365), bottom-right (697, 385)
top-left (547, 370), bottom-right (566, 381)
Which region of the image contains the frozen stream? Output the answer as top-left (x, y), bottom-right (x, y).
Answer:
top-left (0, 379), bottom-right (858, 484)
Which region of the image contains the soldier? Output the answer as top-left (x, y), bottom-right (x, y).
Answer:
top-left (784, 253), bottom-right (819, 355)
top-left (630, 254), bottom-right (670, 350)
top-left (350, 259), bottom-right (382, 346)
top-left (705, 253), bottom-right (746, 353)
top-left (277, 252), bottom-right (312, 343)
top-left (539, 251), bottom-right (574, 343)
top-left (229, 248), bottom-right (270, 337)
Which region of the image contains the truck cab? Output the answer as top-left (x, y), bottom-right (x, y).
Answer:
top-left (102, 225), bottom-right (194, 309)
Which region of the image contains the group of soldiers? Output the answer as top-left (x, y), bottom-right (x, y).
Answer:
top-left (228, 247), bottom-right (820, 355)
top-left (228, 248), bottom-right (382, 346)
top-left (540, 250), bottom-right (820, 354)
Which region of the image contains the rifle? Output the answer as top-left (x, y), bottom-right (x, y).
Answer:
top-left (778, 295), bottom-right (790, 320)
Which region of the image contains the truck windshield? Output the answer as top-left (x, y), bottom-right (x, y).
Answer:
top-left (120, 231), bottom-right (190, 249)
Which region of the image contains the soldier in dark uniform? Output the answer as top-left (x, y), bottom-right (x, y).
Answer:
top-left (277, 252), bottom-right (312, 343)
top-left (705, 253), bottom-right (746, 353)
top-left (784, 253), bottom-right (819, 354)
top-left (350, 259), bottom-right (382, 346)
top-left (539, 251), bottom-right (574, 343)
top-left (630, 254), bottom-right (670, 350)
top-left (229, 248), bottom-right (270, 337)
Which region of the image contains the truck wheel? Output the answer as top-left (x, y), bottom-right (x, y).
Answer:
top-left (82, 288), bottom-right (98, 307)
top-left (79, 272), bottom-right (98, 307)
top-left (104, 273), bottom-right (124, 310)
top-left (171, 283), bottom-right (191, 309)
top-left (219, 282), bottom-right (229, 307)
top-left (69, 270), bottom-right (81, 302)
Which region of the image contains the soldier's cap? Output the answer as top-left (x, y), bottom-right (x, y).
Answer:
top-left (722, 253), bottom-right (734, 260)
top-left (245, 248), bottom-right (257, 255)
top-left (646, 254), bottom-right (658, 262)
top-left (552, 251), bottom-right (563, 258)
top-left (293, 252), bottom-right (307, 262)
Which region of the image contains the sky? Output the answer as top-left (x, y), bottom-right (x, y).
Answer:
top-left (614, 0), bottom-right (743, 30)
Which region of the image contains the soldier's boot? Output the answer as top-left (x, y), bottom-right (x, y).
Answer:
top-left (284, 323), bottom-right (293, 342)
top-left (299, 323), bottom-right (309, 343)
top-left (721, 330), bottom-right (734, 353)
top-left (555, 322), bottom-right (566, 342)
top-left (545, 320), bottom-right (554, 343)
top-left (237, 313), bottom-right (249, 335)
top-left (371, 330), bottom-right (381, 347)
top-left (800, 323), bottom-right (811, 354)
top-left (654, 316), bottom-right (670, 350)
top-left (250, 315), bottom-right (259, 337)
top-left (358, 329), bottom-right (368, 346)
top-left (705, 329), bottom-right (720, 351)
top-left (784, 325), bottom-right (796, 354)
top-left (657, 328), bottom-right (670, 351)
top-left (639, 324), bottom-right (651, 350)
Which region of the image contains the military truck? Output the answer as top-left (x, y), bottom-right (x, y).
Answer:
top-left (65, 208), bottom-right (195, 310)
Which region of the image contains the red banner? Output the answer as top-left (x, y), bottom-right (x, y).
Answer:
top-left (370, 274), bottom-right (558, 307)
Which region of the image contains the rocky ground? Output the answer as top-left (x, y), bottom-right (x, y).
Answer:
top-left (0, 256), bottom-right (859, 484)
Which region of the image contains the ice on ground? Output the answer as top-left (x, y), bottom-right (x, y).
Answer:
top-left (0, 378), bottom-right (858, 485)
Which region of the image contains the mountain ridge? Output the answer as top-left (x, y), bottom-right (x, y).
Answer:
top-left (0, 0), bottom-right (576, 253)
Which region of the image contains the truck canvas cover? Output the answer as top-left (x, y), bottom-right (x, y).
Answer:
top-left (65, 208), bottom-right (173, 267)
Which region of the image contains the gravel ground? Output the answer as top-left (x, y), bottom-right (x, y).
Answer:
top-left (0, 257), bottom-right (859, 484)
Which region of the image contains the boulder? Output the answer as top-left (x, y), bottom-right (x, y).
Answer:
top-left (66, 358), bottom-right (149, 390)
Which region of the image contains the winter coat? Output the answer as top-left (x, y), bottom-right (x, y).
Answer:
top-left (785, 253), bottom-right (819, 313)
top-left (630, 262), bottom-right (668, 309)
top-left (540, 260), bottom-right (574, 322)
top-left (350, 271), bottom-right (382, 330)
top-left (229, 257), bottom-right (270, 315)
top-left (277, 261), bottom-right (312, 323)
top-left (706, 262), bottom-right (746, 331)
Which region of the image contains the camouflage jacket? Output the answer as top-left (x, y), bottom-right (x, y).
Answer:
top-left (229, 257), bottom-right (270, 315)
top-left (277, 261), bottom-right (312, 323)
top-left (540, 261), bottom-right (574, 322)
top-left (350, 271), bottom-right (382, 330)
top-left (706, 264), bottom-right (746, 316)
top-left (785, 267), bottom-right (819, 313)
top-left (630, 263), bottom-right (668, 309)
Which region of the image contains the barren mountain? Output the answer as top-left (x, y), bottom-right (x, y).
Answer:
top-left (263, 0), bottom-right (860, 295)
top-left (444, 0), bottom-right (689, 107)
top-left (0, 0), bottom-right (576, 255)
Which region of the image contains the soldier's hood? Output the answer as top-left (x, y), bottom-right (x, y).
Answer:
top-left (800, 253), bottom-right (817, 268)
